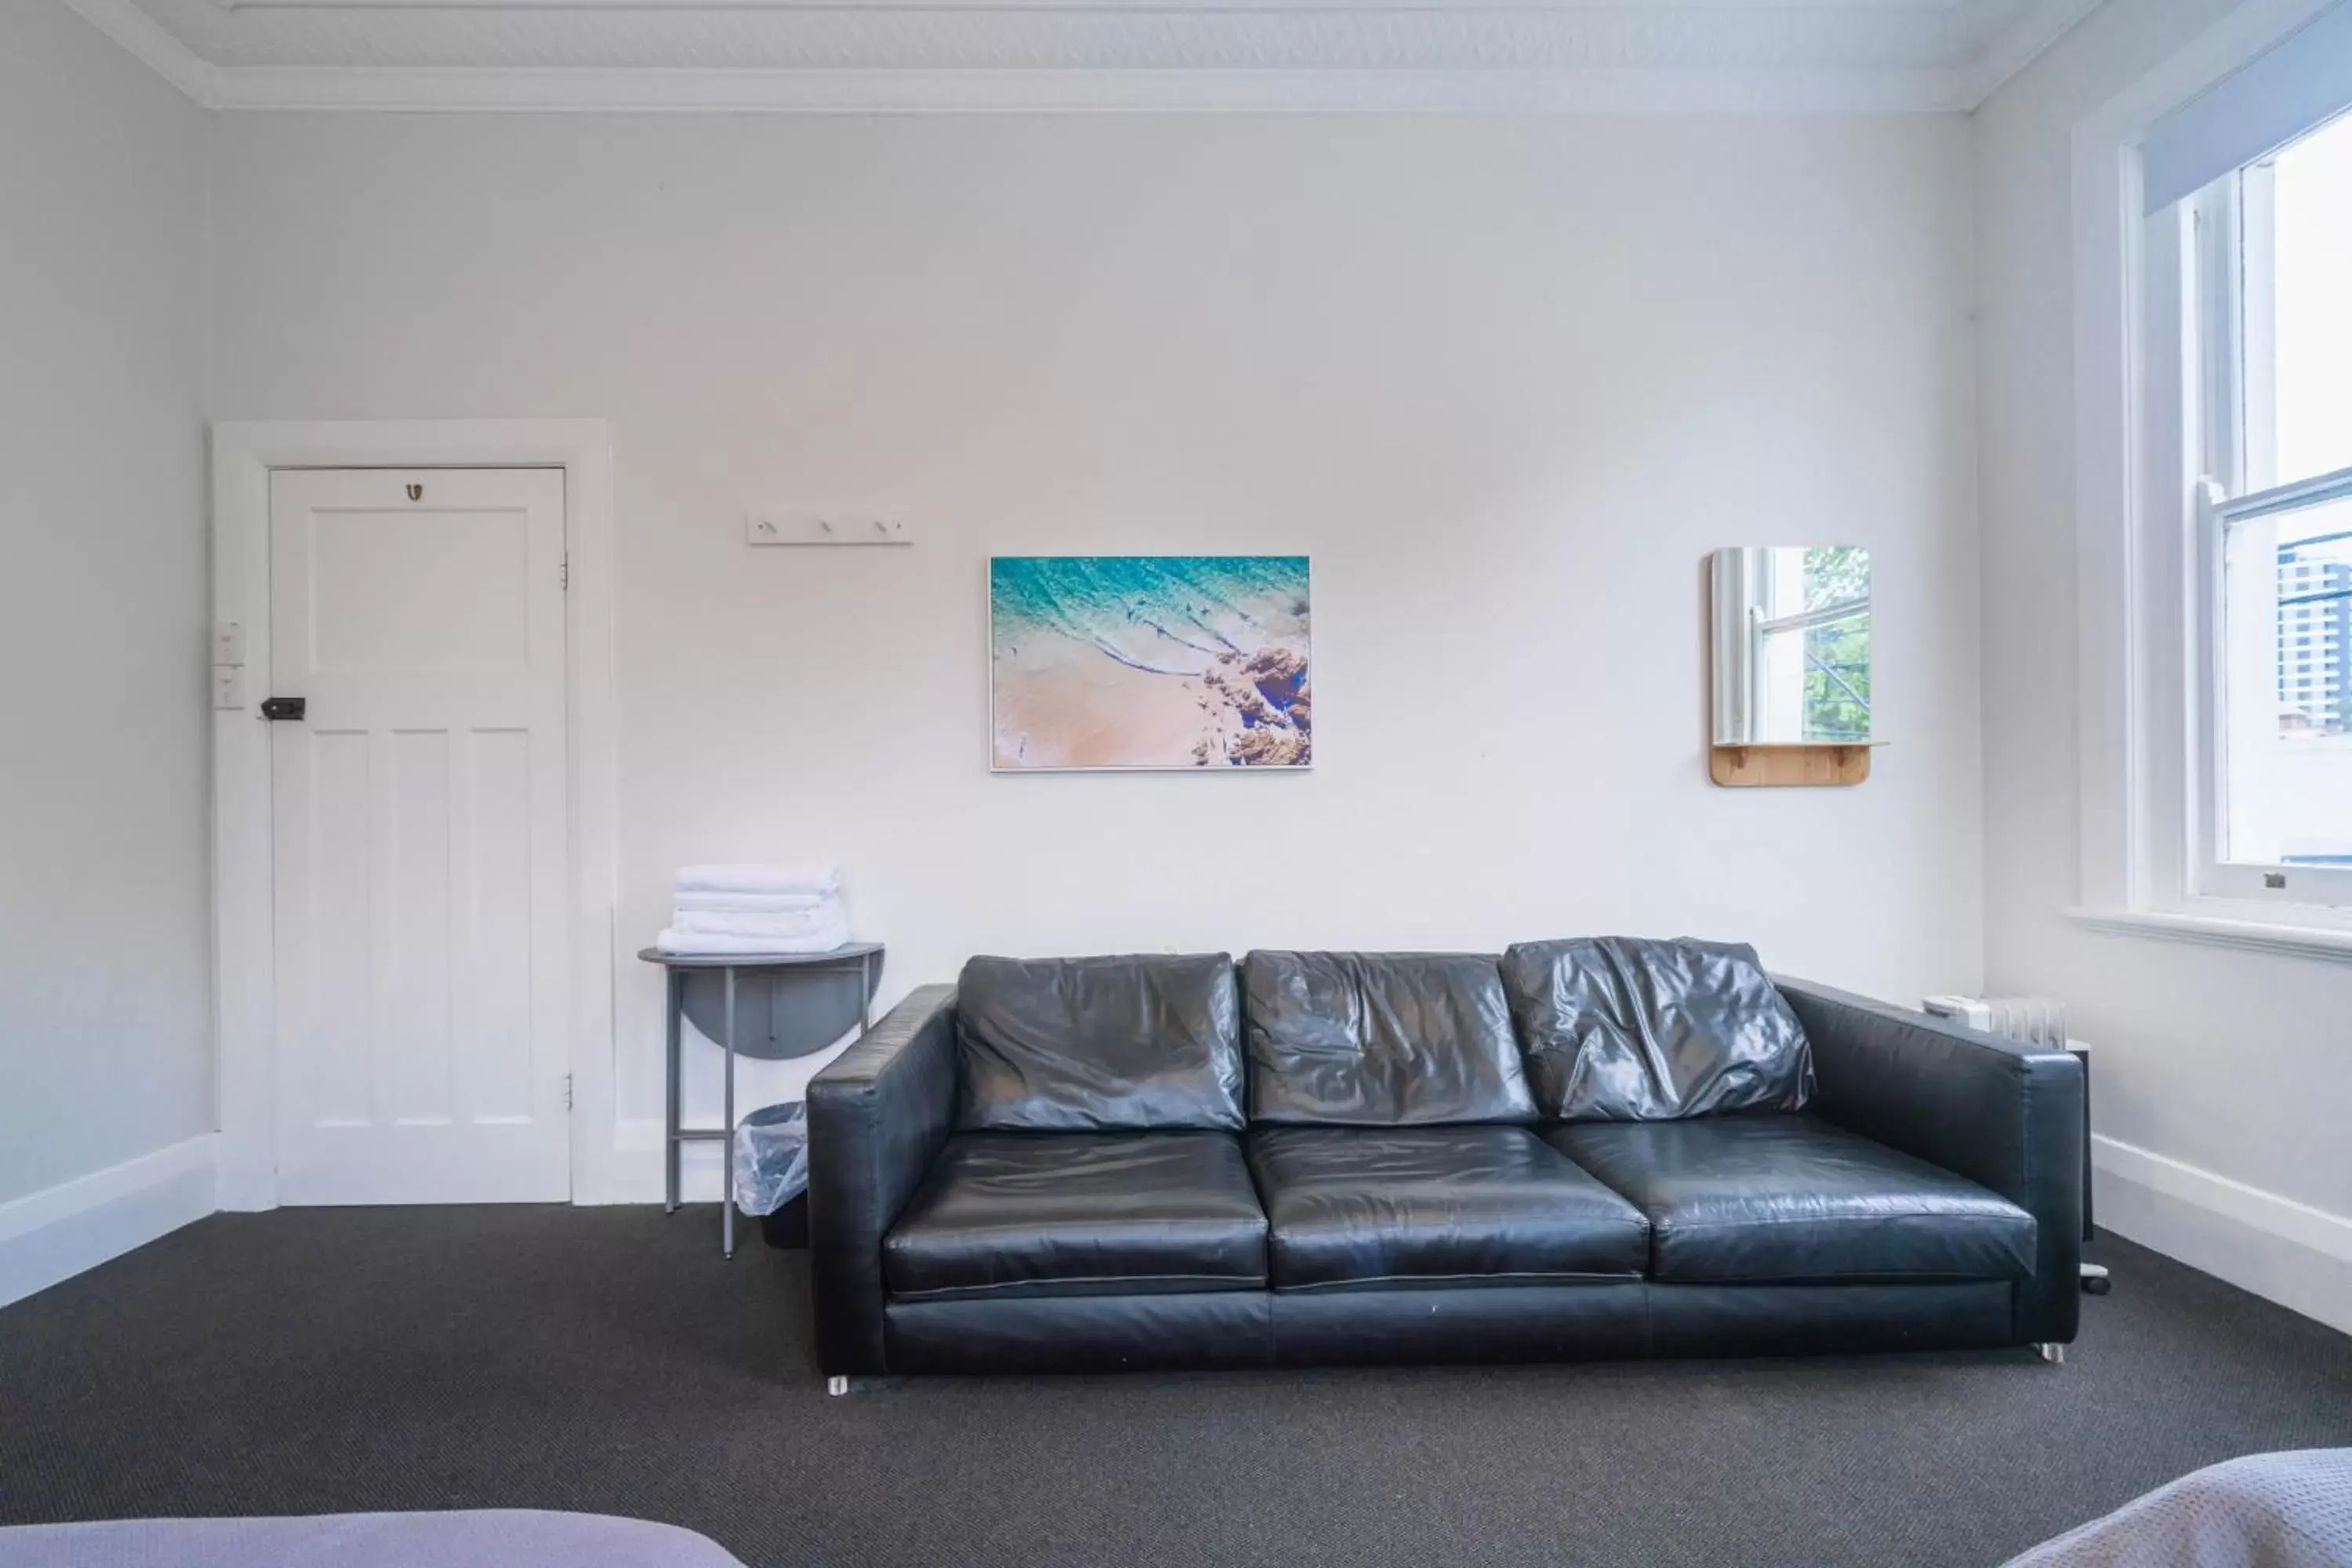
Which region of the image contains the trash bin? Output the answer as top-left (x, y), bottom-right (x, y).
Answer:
top-left (732, 1102), bottom-right (808, 1218)
top-left (759, 1192), bottom-right (809, 1250)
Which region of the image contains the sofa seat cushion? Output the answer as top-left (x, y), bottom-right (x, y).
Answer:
top-left (884, 1131), bottom-right (1267, 1301)
top-left (956, 953), bottom-right (1245, 1132)
top-left (1243, 951), bottom-right (1537, 1126)
top-left (1247, 1126), bottom-right (1650, 1291)
top-left (1546, 1116), bottom-right (2037, 1284)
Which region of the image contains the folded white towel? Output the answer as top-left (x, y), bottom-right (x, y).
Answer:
top-left (673, 863), bottom-right (841, 897)
top-left (671, 889), bottom-right (833, 914)
top-left (655, 924), bottom-right (852, 957)
top-left (670, 906), bottom-right (843, 939)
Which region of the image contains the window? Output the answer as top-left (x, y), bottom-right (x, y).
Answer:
top-left (2190, 107), bottom-right (2352, 902)
top-left (1711, 546), bottom-right (1873, 746)
top-left (1793, 546), bottom-right (1871, 742)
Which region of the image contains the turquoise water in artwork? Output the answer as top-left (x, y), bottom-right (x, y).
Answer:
top-left (989, 555), bottom-right (1309, 677)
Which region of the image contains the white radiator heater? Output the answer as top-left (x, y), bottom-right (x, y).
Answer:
top-left (1918, 993), bottom-right (2107, 1294)
top-left (1921, 993), bottom-right (2070, 1049)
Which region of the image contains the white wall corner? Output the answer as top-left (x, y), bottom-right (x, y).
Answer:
top-left (55, 0), bottom-right (220, 105)
top-left (0, 1137), bottom-right (220, 1311)
top-left (2092, 1134), bottom-right (2352, 1336)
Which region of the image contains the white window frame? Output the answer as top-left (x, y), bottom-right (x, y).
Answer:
top-left (2184, 166), bottom-right (2352, 912)
top-left (2067, 0), bottom-right (2352, 961)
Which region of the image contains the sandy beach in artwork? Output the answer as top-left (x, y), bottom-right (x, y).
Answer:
top-left (990, 557), bottom-right (1312, 771)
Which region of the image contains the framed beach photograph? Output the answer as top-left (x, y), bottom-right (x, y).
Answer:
top-left (989, 555), bottom-right (1312, 771)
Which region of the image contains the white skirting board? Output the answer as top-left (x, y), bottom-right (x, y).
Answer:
top-left (2092, 1134), bottom-right (2352, 1337)
top-left (0, 1136), bottom-right (220, 1310)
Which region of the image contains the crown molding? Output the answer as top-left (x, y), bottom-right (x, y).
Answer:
top-left (210, 0), bottom-right (1968, 9)
top-left (1956, 0), bottom-right (2104, 103)
top-left (204, 62), bottom-right (1966, 112)
top-left (73, 0), bottom-right (2099, 113)
top-left (60, 0), bottom-right (223, 102)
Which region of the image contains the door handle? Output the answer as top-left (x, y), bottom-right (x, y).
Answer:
top-left (260, 697), bottom-right (307, 721)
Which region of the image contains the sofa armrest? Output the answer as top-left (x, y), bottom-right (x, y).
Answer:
top-left (1777, 976), bottom-right (2085, 1345)
top-left (807, 984), bottom-right (959, 1375)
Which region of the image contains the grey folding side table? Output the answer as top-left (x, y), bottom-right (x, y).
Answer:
top-left (637, 943), bottom-right (884, 1258)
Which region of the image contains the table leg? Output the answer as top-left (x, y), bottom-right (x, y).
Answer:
top-left (722, 965), bottom-right (737, 1261)
top-left (664, 967), bottom-right (682, 1215)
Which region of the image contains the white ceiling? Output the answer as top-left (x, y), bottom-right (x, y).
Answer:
top-left (67, 0), bottom-right (2102, 111)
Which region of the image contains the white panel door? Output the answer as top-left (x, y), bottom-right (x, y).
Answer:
top-left (269, 469), bottom-right (570, 1204)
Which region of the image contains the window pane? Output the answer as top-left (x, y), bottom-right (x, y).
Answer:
top-left (2223, 492), bottom-right (2352, 866)
top-left (1799, 546), bottom-right (1871, 742)
top-left (2257, 110), bottom-right (2352, 488)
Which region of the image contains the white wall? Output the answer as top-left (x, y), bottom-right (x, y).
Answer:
top-left (0, 2), bottom-right (214, 1216)
top-left (17, 0), bottom-right (2340, 1323)
top-left (206, 111), bottom-right (1983, 1190)
top-left (1976, 0), bottom-right (2352, 1329)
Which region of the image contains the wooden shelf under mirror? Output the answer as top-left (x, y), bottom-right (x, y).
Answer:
top-left (1708, 742), bottom-right (1881, 789)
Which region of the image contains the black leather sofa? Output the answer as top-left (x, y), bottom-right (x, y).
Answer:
top-left (808, 942), bottom-right (2084, 1379)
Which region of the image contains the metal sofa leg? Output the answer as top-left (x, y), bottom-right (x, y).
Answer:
top-left (827, 1375), bottom-right (851, 1396)
top-left (2034, 1343), bottom-right (2065, 1366)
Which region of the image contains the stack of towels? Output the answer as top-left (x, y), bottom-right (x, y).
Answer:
top-left (656, 864), bottom-right (851, 956)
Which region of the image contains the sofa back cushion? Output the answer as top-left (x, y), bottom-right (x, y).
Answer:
top-left (955, 953), bottom-right (1245, 1132)
top-left (1500, 936), bottom-right (1813, 1121)
top-left (1243, 951), bottom-right (1537, 1126)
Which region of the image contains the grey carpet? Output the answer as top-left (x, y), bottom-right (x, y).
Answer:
top-left (2, 1211), bottom-right (2349, 1568)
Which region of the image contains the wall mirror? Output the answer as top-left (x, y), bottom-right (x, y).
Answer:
top-left (1709, 546), bottom-right (1874, 784)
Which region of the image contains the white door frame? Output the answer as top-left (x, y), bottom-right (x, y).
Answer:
top-left (211, 420), bottom-right (621, 1210)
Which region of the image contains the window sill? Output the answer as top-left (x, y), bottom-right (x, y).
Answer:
top-left (2064, 906), bottom-right (2352, 963)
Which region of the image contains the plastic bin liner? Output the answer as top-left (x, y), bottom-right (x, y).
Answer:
top-left (732, 1102), bottom-right (808, 1216)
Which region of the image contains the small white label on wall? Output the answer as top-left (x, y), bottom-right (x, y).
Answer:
top-left (747, 511), bottom-right (912, 547)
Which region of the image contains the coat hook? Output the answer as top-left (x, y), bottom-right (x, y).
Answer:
top-left (405, 483), bottom-right (423, 502)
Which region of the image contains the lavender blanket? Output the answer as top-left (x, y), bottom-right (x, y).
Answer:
top-left (2005, 1450), bottom-right (2352, 1567)
top-left (0, 1511), bottom-right (747, 1568)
